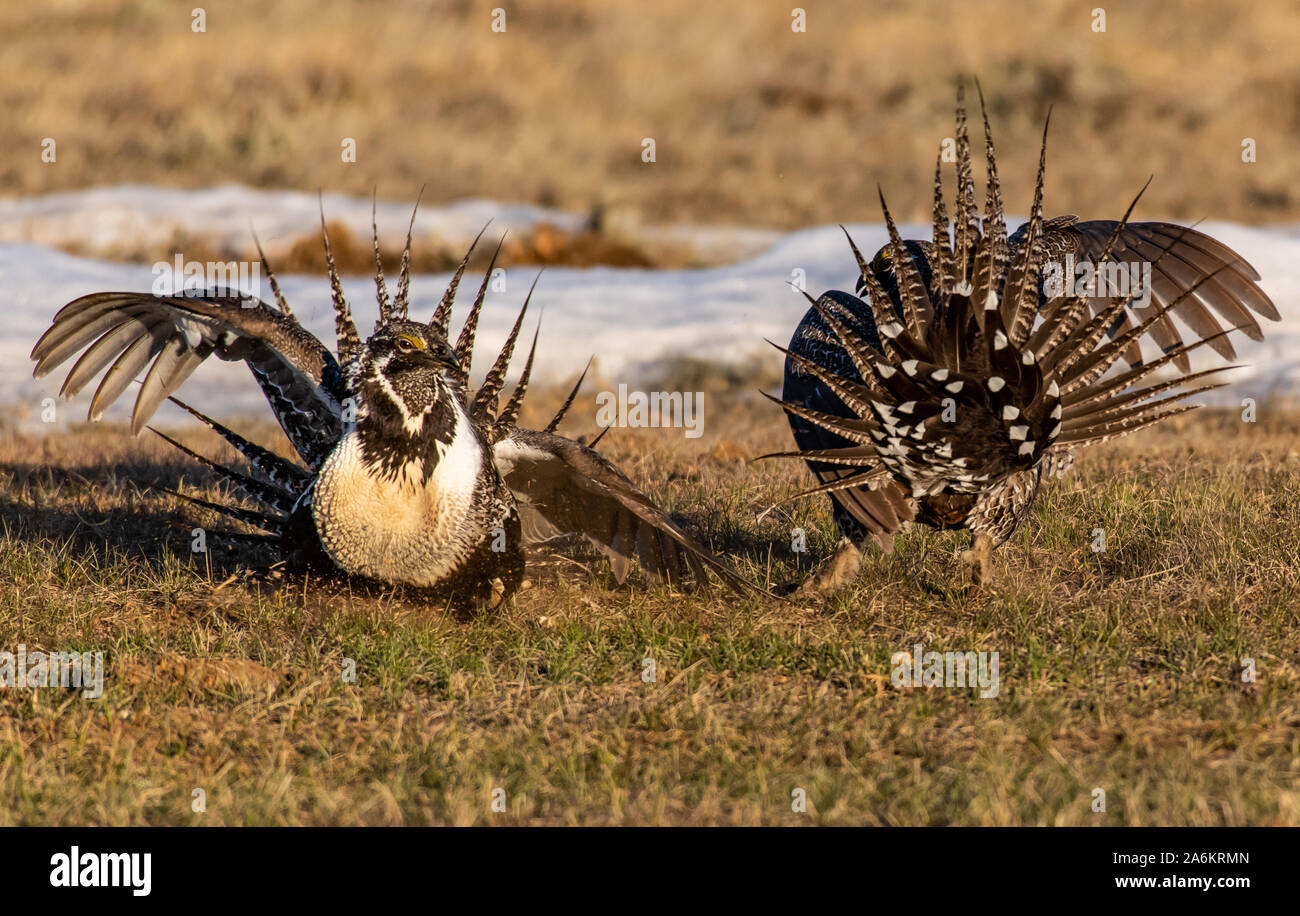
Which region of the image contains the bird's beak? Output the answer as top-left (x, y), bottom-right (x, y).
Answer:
top-left (431, 351), bottom-right (464, 381)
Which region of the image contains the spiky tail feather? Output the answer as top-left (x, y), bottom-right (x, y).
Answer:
top-left (167, 396), bottom-right (310, 492)
top-left (454, 234), bottom-right (507, 375)
top-left (318, 196), bottom-right (360, 366)
top-left (771, 81), bottom-right (1252, 524)
top-left (156, 484), bottom-right (284, 534)
top-left (469, 273), bottom-right (540, 430)
top-left (370, 190), bottom-right (392, 321)
top-left (148, 396), bottom-right (310, 538)
top-left (393, 185), bottom-right (427, 322)
top-left (419, 229), bottom-right (542, 435)
top-left (545, 358), bottom-right (594, 433)
top-left (147, 425), bottom-right (295, 515)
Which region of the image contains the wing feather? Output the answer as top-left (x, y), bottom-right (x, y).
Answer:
top-left (1023, 220), bottom-right (1278, 368)
top-left (493, 428), bottom-right (758, 594)
top-left (31, 291), bottom-right (343, 466)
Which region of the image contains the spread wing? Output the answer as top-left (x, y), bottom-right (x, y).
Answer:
top-left (493, 427), bottom-right (756, 593)
top-left (1025, 219), bottom-right (1279, 370)
top-left (31, 291), bottom-right (345, 469)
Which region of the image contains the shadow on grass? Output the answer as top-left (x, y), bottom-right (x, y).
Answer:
top-left (0, 456), bottom-right (282, 577)
top-left (0, 446), bottom-right (792, 612)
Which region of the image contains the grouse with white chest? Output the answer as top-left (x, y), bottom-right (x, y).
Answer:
top-left (769, 85), bottom-right (1278, 587)
top-left (32, 203), bottom-right (754, 605)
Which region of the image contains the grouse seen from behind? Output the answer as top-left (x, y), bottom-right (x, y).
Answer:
top-left (770, 85), bottom-right (1277, 587)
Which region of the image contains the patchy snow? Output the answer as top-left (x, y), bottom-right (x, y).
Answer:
top-left (1, 186), bottom-right (1297, 433)
top-left (0, 184), bottom-right (587, 255)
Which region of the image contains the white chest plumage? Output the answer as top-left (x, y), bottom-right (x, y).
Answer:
top-left (311, 406), bottom-right (487, 587)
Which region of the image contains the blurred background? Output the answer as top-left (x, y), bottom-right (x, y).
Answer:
top-left (3, 0), bottom-right (1296, 237)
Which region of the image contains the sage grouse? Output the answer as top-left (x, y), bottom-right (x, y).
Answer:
top-left (31, 205), bottom-right (752, 605)
top-left (770, 86), bottom-right (1277, 587)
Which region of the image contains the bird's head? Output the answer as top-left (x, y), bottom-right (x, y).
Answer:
top-left (352, 320), bottom-right (467, 436)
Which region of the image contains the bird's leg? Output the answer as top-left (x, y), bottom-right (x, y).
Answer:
top-left (959, 532), bottom-right (994, 586)
top-left (799, 536), bottom-right (862, 594)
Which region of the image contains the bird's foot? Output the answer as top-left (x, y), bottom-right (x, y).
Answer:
top-left (798, 537), bottom-right (862, 594)
top-left (959, 533), bottom-right (994, 587)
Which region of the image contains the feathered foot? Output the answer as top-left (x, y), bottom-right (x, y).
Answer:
top-left (960, 532), bottom-right (994, 586)
top-left (799, 537), bottom-right (862, 594)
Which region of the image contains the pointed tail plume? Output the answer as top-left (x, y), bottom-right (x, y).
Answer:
top-left (391, 184), bottom-right (425, 321)
top-left (319, 195), bottom-right (360, 365)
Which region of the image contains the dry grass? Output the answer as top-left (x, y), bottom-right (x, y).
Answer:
top-left (1, 389), bottom-right (1297, 825)
top-left (3, 0), bottom-right (1297, 233)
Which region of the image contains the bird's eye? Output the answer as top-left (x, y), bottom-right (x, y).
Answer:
top-left (396, 337), bottom-right (413, 352)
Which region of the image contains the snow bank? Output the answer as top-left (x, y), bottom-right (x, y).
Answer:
top-left (1, 187), bottom-right (1296, 431)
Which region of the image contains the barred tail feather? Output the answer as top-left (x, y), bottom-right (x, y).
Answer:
top-left (471, 273), bottom-right (538, 422)
top-left (148, 426), bottom-right (296, 515)
top-left (156, 485), bottom-right (285, 534)
top-left (431, 219), bottom-right (492, 336)
top-left (167, 395), bottom-right (310, 492)
top-left (371, 191), bottom-right (392, 322)
top-left (393, 185), bottom-right (426, 322)
top-left (545, 357), bottom-right (593, 433)
top-left (453, 233), bottom-right (507, 376)
top-left (319, 197), bottom-right (360, 364)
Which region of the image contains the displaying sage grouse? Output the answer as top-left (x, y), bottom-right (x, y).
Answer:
top-left (31, 205), bottom-right (752, 605)
top-left (770, 85), bottom-right (1277, 588)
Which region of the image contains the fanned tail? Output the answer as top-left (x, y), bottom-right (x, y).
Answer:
top-left (773, 77), bottom-right (1261, 542)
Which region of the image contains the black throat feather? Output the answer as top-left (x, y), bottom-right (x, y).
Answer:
top-left (354, 372), bottom-right (466, 484)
